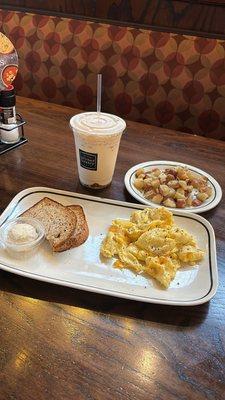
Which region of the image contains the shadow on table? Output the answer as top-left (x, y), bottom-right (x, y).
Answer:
top-left (0, 270), bottom-right (209, 327)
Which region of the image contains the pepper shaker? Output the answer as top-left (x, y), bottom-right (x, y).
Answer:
top-left (0, 85), bottom-right (20, 144)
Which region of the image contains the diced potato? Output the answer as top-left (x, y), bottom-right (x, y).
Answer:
top-left (135, 168), bottom-right (145, 177)
top-left (176, 199), bottom-right (186, 208)
top-left (190, 179), bottom-right (200, 188)
top-left (152, 194), bottom-right (163, 204)
top-left (151, 179), bottom-right (160, 188)
top-left (135, 165), bottom-right (211, 209)
top-left (134, 179), bottom-right (144, 190)
top-left (145, 190), bottom-right (156, 199)
top-left (167, 188), bottom-right (176, 198)
top-left (151, 168), bottom-right (161, 177)
top-left (192, 198), bottom-right (202, 207)
top-left (186, 196), bottom-right (193, 207)
top-left (179, 180), bottom-right (188, 190)
top-left (198, 184), bottom-right (208, 193)
top-left (163, 198), bottom-right (176, 208)
top-left (177, 167), bottom-right (189, 180)
top-left (168, 180), bottom-right (180, 189)
top-left (166, 174), bottom-right (175, 183)
top-left (159, 184), bottom-right (170, 196)
top-left (165, 169), bottom-right (177, 177)
top-left (175, 191), bottom-right (185, 200)
top-left (197, 192), bottom-right (209, 202)
top-left (176, 187), bottom-right (185, 195)
top-left (159, 173), bottom-right (167, 183)
top-left (143, 178), bottom-right (153, 189)
top-left (186, 170), bottom-right (194, 179)
top-left (199, 178), bottom-right (206, 185)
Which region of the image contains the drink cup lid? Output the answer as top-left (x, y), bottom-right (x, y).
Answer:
top-left (70, 112), bottom-right (126, 135)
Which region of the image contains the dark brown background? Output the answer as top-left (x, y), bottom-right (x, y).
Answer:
top-left (1, 0), bottom-right (225, 38)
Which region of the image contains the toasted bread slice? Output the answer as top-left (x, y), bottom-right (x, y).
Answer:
top-left (55, 205), bottom-right (89, 252)
top-left (21, 197), bottom-right (77, 252)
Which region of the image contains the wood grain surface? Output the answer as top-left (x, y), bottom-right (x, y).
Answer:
top-left (2, 0), bottom-right (225, 38)
top-left (0, 96), bottom-right (225, 400)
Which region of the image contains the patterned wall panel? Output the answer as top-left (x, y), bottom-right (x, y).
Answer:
top-left (2, 1), bottom-right (225, 38)
top-left (1, 9), bottom-right (225, 139)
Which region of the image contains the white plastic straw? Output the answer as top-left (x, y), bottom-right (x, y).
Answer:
top-left (97, 74), bottom-right (102, 114)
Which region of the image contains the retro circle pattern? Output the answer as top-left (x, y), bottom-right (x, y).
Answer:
top-left (0, 9), bottom-right (225, 139)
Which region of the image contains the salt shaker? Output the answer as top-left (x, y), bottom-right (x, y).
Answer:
top-left (0, 85), bottom-right (20, 144)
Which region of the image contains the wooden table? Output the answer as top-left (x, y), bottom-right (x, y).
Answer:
top-left (0, 96), bottom-right (225, 400)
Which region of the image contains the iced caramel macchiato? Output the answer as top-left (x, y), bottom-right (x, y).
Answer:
top-left (70, 112), bottom-right (126, 189)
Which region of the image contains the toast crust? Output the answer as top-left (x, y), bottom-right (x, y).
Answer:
top-left (56, 205), bottom-right (89, 252)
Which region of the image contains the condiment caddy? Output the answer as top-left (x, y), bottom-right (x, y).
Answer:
top-left (0, 86), bottom-right (27, 154)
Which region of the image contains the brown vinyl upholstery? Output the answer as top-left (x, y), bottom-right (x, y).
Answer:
top-left (1, 9), bottom-right (225, 139)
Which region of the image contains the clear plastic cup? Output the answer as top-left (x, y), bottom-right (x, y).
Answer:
top-left (70, 112), bottom-right (126, 189)
top-left (0, 217), bottom-right (45, 258)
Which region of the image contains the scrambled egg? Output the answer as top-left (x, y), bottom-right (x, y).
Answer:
top-left (100, 207), bottom-right (204, 288)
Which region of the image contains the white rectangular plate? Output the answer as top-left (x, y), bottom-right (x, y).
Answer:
top-left (0, 187), bottom-right (218, 306)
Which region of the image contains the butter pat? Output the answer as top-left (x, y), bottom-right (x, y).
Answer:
top-left (0, 217), bottom-right (45, 257)
top-left (8, 223), bottom-right (38, 243)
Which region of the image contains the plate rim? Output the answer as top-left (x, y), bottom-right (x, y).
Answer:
top-left (0, 186), bottom-right (219, 306)
top-left (124, 160), bottom-right (222, 214)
